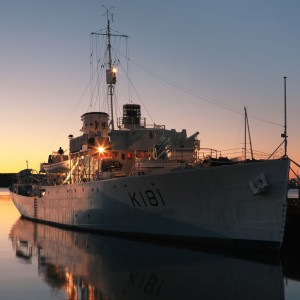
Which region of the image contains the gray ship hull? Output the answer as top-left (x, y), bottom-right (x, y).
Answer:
top-left (11, 159), bottom-right (290, 250)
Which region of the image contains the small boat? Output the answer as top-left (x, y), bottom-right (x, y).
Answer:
top-left (10, 11), bottom-right (290, 252)
top-left (40, 148), bottom-right (70, 174)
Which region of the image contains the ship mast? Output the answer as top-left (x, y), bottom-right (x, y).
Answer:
top-left (243, 107), bottom-right (254, 160)
top-left (106, 11), bottom-right (115, 130)
top-left (283, 76), bottom-right (288, 157)
top-left (92, 8), bottom-right (128, 130)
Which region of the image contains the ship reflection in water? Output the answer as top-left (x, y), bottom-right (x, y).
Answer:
top-left (8, 218), bottom-right (293, 300)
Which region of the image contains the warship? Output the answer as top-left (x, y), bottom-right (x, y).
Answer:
top-left (10, 11), bottom-right (290, 251)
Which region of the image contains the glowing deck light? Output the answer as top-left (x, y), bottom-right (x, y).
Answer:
top-left (112, 67), bottom-right (118, 74)
top-left (98, 146), bottom-right (105, 154)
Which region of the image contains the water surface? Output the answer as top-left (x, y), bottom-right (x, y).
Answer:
top-left (1, 189), bottom-right (300, 299)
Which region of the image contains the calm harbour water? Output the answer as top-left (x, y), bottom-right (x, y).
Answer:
top-left (1, 187), bottom-right (300, 300)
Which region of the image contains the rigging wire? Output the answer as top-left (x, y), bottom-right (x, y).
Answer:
top-left (92, 38), bottom-right (283, 134)
top-left (125, 37), bottom-right (132, 103)
top-left (128, 58), bottom-right (283, 128)
top-left (118, 60), bottom-right (155, 125)
top-left (48, 76), bottom-right (91, 152)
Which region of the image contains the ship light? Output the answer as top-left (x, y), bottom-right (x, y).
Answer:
top-left (112, 67), bottom-right (118, 74)
top-left (98, 146), bottom-right (105, 154)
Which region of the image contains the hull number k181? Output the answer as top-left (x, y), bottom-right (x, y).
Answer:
top-left (128, 189), bottom-right (165, 208)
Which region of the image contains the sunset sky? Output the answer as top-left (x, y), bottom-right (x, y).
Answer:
top-left (1, 0), bottom-right (300, 175)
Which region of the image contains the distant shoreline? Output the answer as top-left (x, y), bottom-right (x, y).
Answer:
top-left (0, 187), bottom-right (10, 198)
top-left (0, 173), bottom-right (16, 187)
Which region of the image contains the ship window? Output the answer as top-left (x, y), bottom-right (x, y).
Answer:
top-left (127, 153), bottom-right (132, 160)
top-left (121, 153), bottom-right (125, 160)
